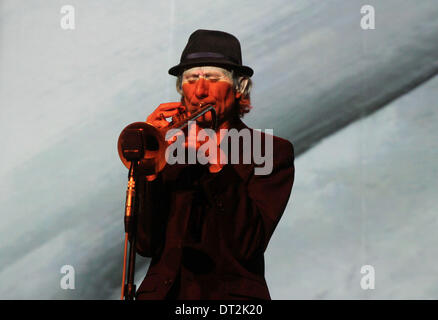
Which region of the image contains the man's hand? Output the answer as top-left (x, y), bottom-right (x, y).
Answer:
top-left (146, 102), bottom-right (185, 128)
top-left (145, 102), bottom-right (184, 181)
top-left (145, 102), bottom-right (225, 180)
top-left (185, 121), bottom-right (226, 173)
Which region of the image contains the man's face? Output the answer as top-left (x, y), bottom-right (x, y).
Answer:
top-left (181, 66), bottom-right (239, 127)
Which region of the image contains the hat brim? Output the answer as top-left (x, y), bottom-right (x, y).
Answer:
top-left (168, 58), bottom-right (253, 77)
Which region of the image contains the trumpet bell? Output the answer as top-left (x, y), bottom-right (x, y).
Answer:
top-left (117, 122), bottom-right (168, 175)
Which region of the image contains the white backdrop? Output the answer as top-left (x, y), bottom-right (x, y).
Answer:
top-left (0, 0), bottom-right (437, 299)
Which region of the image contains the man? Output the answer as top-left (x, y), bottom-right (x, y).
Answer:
top-left (135, 29), bottom-right (295, 300)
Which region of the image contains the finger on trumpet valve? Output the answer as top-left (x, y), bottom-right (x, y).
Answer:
top-left (171, 114), bottom-right (179, 123)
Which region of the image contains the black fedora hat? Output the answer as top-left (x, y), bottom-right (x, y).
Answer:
top-left (168, 29), bottom-right (253, 77)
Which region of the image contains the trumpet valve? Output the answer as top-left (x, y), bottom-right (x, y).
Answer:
top-left (171, 114), bottom-right (179, 123)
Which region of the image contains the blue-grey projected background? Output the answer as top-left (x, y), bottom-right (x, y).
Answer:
top-left (1, 0), bottom-right (437, 299)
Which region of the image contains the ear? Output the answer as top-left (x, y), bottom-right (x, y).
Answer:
top-left (235, 77), bottom-right (249, 99)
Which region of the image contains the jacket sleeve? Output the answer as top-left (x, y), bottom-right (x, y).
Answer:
top-left (135, 173), bottom-right (169, 258)
top-left (240, 139), bottom-right (295, 261)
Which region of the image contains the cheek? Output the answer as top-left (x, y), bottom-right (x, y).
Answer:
top-left (181, 81), bottom-right (234, 103)
top-left (211, 82), bottom-right (234, 102)
top-left (182, 83), bottom-right (196, 98)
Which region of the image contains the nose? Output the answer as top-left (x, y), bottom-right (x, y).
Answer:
top-left (195, 78), bottom-right (208, 99)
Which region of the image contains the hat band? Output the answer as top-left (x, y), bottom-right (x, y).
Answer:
top-left (185, 52), bottom-right (239, 64)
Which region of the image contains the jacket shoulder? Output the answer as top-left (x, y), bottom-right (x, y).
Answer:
top-left (248, 127), bottom-right (295, 166)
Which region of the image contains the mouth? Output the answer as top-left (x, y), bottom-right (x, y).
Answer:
top-left (190, 101), bottom-right (216, 107)
top-left (188, 103), bottom-right (215, 122)
top-left (186, 103), bottom-right (215, 127)
top-left (191, 102), bottom-right (215, 109)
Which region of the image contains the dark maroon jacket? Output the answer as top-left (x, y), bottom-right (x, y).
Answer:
top-left (135, 119), bottom-right (295, 300)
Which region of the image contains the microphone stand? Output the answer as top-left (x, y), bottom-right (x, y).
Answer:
top-left (118, 124), bottom-right (159, 300)
top-left (121, 160), bottom-right (138, 300)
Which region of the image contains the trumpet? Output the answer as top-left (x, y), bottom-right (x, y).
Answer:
top-left (117, 103), bottom-right (217, 174)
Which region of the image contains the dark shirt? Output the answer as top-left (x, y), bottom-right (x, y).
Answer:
top-left (168, 164), bottom-right (232, 299)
